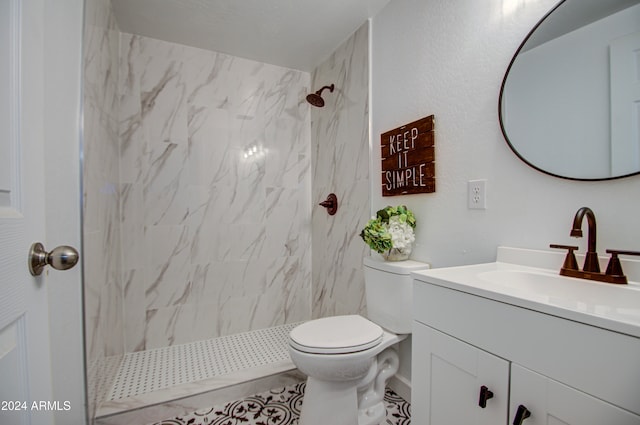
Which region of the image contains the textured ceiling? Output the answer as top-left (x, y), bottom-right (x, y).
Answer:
top-left (111, 0), bottom-right (391, 72)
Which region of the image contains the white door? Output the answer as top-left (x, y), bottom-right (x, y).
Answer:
top-left (1, 0), bottom-right (57, 424)
top-left (412, 323), bottom-right (510, 425)
top-left (610, 31), bottom-right (640, 176)
top-left (510, 364), bottom-right (640, 425)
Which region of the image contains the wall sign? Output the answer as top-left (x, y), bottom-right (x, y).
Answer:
top-left (381, 115), bottom-right (435, 196)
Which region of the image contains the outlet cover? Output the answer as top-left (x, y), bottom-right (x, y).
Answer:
top-left (468, 179), bottom-right (487, 209)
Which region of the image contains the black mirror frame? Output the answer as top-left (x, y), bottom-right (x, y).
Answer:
top-left (498, 0), bottom-right (640, 182)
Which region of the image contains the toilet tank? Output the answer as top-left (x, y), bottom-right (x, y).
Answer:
top-left (363, 257), bottom-right (430, 334)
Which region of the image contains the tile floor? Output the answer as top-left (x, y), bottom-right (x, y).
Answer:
top-left (149, 382), bottom-right (411, 425)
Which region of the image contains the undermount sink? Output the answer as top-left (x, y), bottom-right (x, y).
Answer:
top-left (411, 247), bottom-right (640, 338)
top-left (478, 267), bottom-right (640, 314)
top-left (478, 268), bottom-right (570, 289)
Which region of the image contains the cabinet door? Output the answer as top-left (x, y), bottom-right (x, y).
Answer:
top-left (412, 323), bottom-right (509, 425)
top-left (510, 364), bottom-right (640, 425)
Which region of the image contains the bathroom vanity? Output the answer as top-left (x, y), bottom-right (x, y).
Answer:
top-left (411, 247), bottom-right (640, 425)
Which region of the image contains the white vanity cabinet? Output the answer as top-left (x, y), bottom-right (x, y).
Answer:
top-left (411, 273), bottom-right (640, 425)
top-left (412, 324), bottom-right (509, 424)
top-left (509, 364), bottom-right (640, 425)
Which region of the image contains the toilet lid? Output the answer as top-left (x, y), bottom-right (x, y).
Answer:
top-left (289, 315), bottom-right (384, 354)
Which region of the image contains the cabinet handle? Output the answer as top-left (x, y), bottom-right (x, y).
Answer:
top-left (513, 404), bottom-right (531, 425)
top-left (478, 385), bottom-right (494, 408)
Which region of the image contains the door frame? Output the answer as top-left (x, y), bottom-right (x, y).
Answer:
top-left (43, 1), bottom-right (86, 423)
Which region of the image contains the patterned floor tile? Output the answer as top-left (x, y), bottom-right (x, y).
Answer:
top-left (150, 382), bottom-right (410, 425)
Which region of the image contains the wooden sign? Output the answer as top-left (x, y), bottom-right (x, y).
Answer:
top-left (381, 115), bottom-right (435, 196)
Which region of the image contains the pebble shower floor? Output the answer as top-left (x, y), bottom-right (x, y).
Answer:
top-left (108, 324), bottom-right (299, 400)
top-left (148, 382), bottom-right (411, 425)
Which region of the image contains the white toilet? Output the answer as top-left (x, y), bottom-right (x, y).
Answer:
top-left (288, 257), bottom-right (429, 425)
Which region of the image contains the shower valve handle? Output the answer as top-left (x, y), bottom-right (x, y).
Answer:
top-left (319, 193), bottom-right (338, 215)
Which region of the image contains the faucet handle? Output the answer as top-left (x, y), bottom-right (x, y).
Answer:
top-left (550, 244), bottom-right (579, 271)
top-left (605, 249), bottom-right (640, 257)
top-left (604, 250), bottom-right (640, 283)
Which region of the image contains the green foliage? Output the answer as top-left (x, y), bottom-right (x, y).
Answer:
top-left (359, 205), bottom-right (416, 254)
top-left (376, 205), bottom-right (416, 228)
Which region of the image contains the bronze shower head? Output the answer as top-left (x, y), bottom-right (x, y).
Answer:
top-left (306, 84), bottom-right (334, 107)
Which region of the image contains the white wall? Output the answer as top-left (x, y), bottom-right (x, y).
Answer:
top-left (371, 0), bottom-right (640, 272)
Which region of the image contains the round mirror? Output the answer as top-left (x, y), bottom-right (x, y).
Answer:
top-left (499, 0), bottom-right (640, 180)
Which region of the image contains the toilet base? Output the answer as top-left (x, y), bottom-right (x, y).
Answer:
top-left (299, 378), bottom-right (360, 425)
top-left (298, 347), bottom-right (399, 425)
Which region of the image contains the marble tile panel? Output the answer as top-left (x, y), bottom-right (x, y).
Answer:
top-left (215, 296), bottom-right (256, 336)
top-left (83, 0), bottom-right (124, 352)
top-left (187, 106), bottom-right (231, 186)
top-left (265, 141), bottom-right (310, 189)
top-left (217, 170), bottom-right (267, 225)
top-left (311, 22), bottom-right (370, 319)
top-left (141, 77), bottom-right (188, 148)
top-left (265, 188), bottom-right (304, 258)
top-left (119, 224), bottom-right (145, 273)
top-left (118, 34), bottom-right (141, 116)
top-left (83, 1), bottom-right (125, 422)
top-left (144, 302), bottom-right (220, 349)
top-left (137, 37), bottom-right (187, 94)
top-left (143, 145), bottom-right (190, 227)
top-left (186, 185), bottom-right (236, 264)
top-left (118, 37), bottom-right (146, 186)
top-left (119, 183), bottom-right (144, 228)
top-left (188, 262), bottom-right (233, 304)
top-left (146, 224), bottom-right (190, 267)
top-left (183, 51), bottom-right (238, 110)
top-left (118, 116), bottom-right (146, 186)
top-left (102, 272), bottom-right (125, 357)
top-left (221, 223), bottom-right (267, 261)
top-left (83, 31), bottom-right (119, 129)
top-left (247, 288), bottom-right (287, 330)
top-left (266, 256), bottom-right (311, 323)
top-left (123, 269), bottom-right (146, 352)
top-left (145, 254), bottom-right (192, 310)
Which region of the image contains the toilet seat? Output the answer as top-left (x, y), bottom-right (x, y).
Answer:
top-left (289, 315), bottom-right (383, 354)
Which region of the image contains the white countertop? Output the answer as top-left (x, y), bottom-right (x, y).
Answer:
top-left (411, 247), bottom-right (640, 338)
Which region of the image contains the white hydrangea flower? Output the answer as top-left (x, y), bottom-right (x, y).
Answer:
top-left (387, 216), bottom-right (415, 251)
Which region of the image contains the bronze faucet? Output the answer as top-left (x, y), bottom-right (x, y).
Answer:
top-left (551, 207), bottom-right (640, 284)
top-left (569, 207), bottom-right (600, 273)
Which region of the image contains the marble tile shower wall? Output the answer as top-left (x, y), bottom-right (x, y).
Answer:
top-left (82, 0), bottom-right (124, 420)
top-left (117, 34), bottom-right (312, 351)
top-left (311, 23), bottom-right (370, 318)
top-left (83, 0), bottom-right (124, 365)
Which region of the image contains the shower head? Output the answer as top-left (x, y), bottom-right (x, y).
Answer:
top-left (306, 84), bottom-right (334, 107)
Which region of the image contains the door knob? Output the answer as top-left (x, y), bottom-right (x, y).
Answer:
top-left (29, 242), bottom-right (79, 276)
